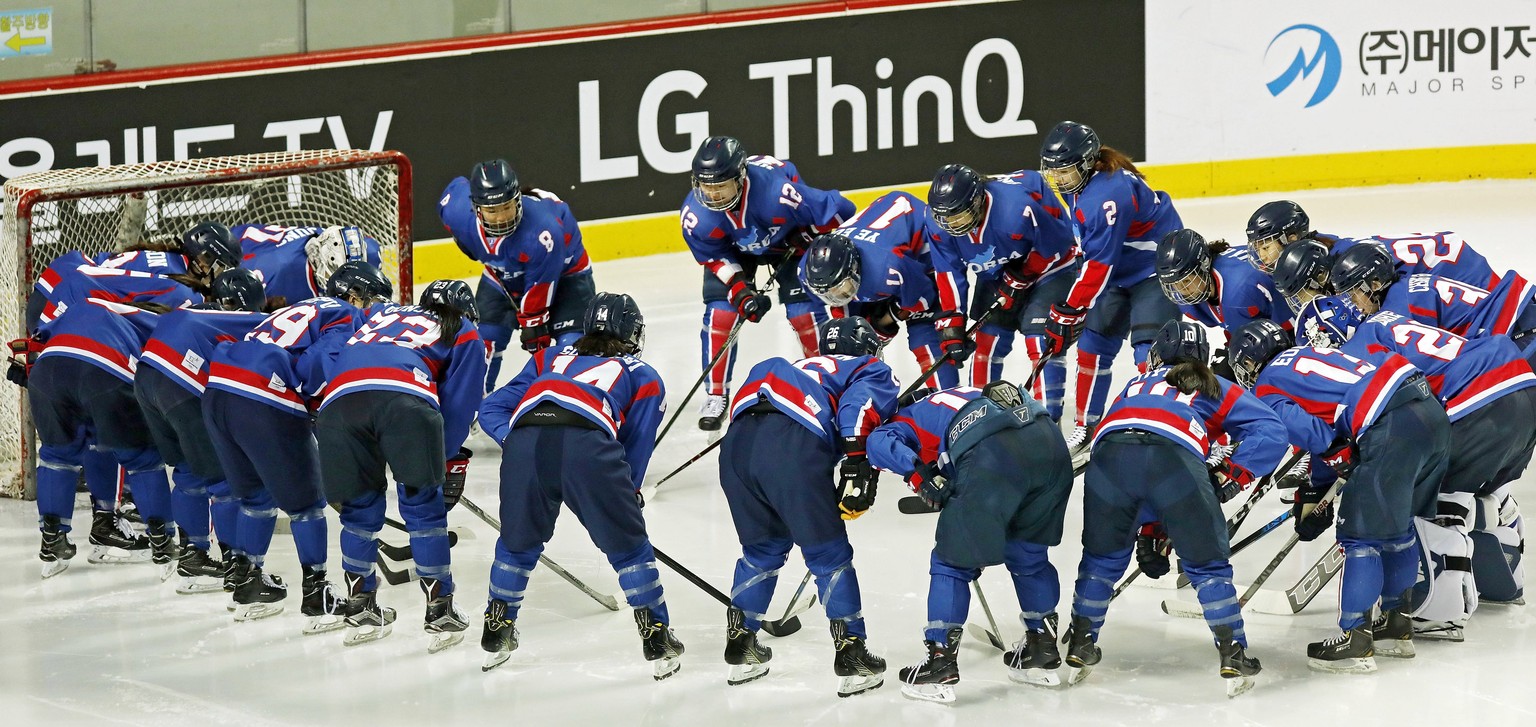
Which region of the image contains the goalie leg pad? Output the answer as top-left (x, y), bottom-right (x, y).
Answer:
top-left (1409, 517), bottom-right (1477, 625)
top-left (1472, 487), bottom-right (1523, 603)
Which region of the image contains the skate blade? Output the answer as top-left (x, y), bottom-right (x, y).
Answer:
top-left (302, 614), bottom-right (346, 635)
top-left (88, 546), bottom-right (150, 565)
top-left (1412, 624), bottom-right (1465, 642)
top-left (156, 561), bottom-right (174, 582)
top-left (652, 656), bottom-right (682, 681)
top-left (482, 650), bottom-right (512, 672)
top-left (1306, 656), bottom-right (1377, 674)
top-left (900, 683), bottom-right (955, 703)
top-left (1374, 640), bottom-right (1416, 658)
top-left (1224, 675), bottom-right (1256, 698)
top-left (1480, 595), bottom-right (1525, 606)
top-left (1007, 667), bottom-right (1061, 687)
top-left (1067, 665), bottom-right (1093, 686)
top-left (427, 630), bottom-right (466, 654)
top-left (727, 663), bottom-right (770, 686)
top-left (342, 623), bottom-right (394, 647)
top-left (175, 577), bottom-right (224, 595)
top-left (837, 674), bottom-right (884, 698)
top-left (40, 560), bottom-right (70, 579)
top-left (233, 603), bottom-right (285, 621)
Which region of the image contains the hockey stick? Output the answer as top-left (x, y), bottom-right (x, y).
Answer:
top-left (1173, 449), bottom-right (1304, 588)
top-left (458, 495), bottom-right (622, 612)
top-left (375, 553), bottom-right (415, 586)
top-left (895, 299), bottom-right (1005, 402)
top-left (1160, 510), bottom-right (1299, 616)
top-left (1237, 477), bottom-right (1345, 607)
top-left (1245, 541), bottom-right (1345, 615)
top-left (773, 572), bottom-right (819, 624)
top-left (967, 580), bottom-right (1007, 651)
top-left (647, 437), bottom-right (724, 495)
top-left (378, 517), bottom-right (459, 562)
top-left (652, 546), bottom-right (803, 638)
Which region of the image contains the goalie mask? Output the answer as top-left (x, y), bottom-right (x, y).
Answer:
top-left (306, 226), bottom-right (369, 288)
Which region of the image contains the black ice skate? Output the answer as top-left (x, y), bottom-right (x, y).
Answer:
top-left (1004, 613), bottom-right (1062, 687)
top-left (1061, 615), bottom-right (1102, 686)
top-left (831, 619), bottom-right (885, 697)
top-left (300, 566), bottom-right (347, 635)
top-left (899, 628), bottom-right (959, 703)
top-left (342, 572), bottom-right (396, 647)
top-left (422, 577), bottom-right (469, 654)
top-left (481, 599), bottom-right (519, 672)
top-left (698, 394), bottom-right (727, 432)
top-left (146, 520), bottom-right (177, 583)
top-left (1066, 424), bottom-right (1093, 472)
top-left (1214, 625), bottom-right (1261, 697)
top-left (636, 607), bottom-right (685, 681)
top-left (724, 606), bottom-right (772, 685)
top-left (1370, 602), bottom-right (1416, 658)
top-left (175, 546), bottom-right (225, 595)
top-left (230, 555), bottom-right (287, 621)
top-left (117, 489), bottom-right (143, 529)
top-left (87, 510), bottom-right (150, 565)
top-left (39, 515), bottom-right (76, 579)
top-left (1306, 626), bottom-right (1377, 674)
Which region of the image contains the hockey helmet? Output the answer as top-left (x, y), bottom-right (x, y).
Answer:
top-left (927, 164), bottom-right (987, 236)
top-left (1329, 242), bottom-right (1398, 315)
top-left (818, 316), bottom-right (883, 358)
top-left (1155, 229), bottom-right (1215, 305)
top-left (1148, 320), bottom-right (1210, 370)
top-left (1296, 295), bottom-right (1364, 349)
top-left (1245, 200), bottom-right (1312, 275)
top-left (1271, 239), bottom-right (1335, 311)
top-left (583, 291), bottom-right (645, 354)
top-left (181, 221), bottom-right (240, 276)
top-left (469, 159), bottom-right (523, 237)
top-left (1039, 121), bottom-right (1101, 194)
top-left (691, 136), bottom-right (748, 212)
top-left (803, 233), bottom-right (862, 307)
top-left (327, 260), bottom-right (394, 305)
top-left (209, 268), bottom-right (267, 313)
top-left (418, 278), bottom-right (478, 322)
top-left (1228, 319), bottom-right (1295, 389)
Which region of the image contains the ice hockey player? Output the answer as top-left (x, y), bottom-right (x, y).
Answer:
top-left (439, 159), bottom-right (595, 389)
top-left (135, 269), bottom-right (269, 594)
top-left (1064, 320), bottom-right (1284, 695)
top-left (202, 262), bottom-right (390, 632)
top-left (865, 380), bottom-right (1072, 702)
top-left (232, 222), bottom-right (383, 305)
top-left (680, 136), bottom-right (853, 430)
top-left (801, 192), bottom-right (955, 388)
top-left (1229, 319), bottom-right (1449, 673)
top-left (1038, 121), bottom-right (1184, 464)
top-left (714, 317), bottom-right (897, 696)
top-left (477, 293), bottom-right (676, 677)
top-left (924, 165), bottom-right (1078, 414)
top-left (1155, 229), bottom-right (1291, 343)
top-left (318, 277), bottom-right (487, 652)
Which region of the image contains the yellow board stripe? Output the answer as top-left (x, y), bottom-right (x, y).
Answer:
top-left (412, 143), bottom-right (1536, 287)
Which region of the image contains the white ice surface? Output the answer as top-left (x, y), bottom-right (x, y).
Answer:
top-left (2, 180), bottom-right (1535, 725)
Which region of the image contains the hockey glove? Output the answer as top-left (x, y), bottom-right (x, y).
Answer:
top-left (1320, 437), bottom-right (1358, 478)
top-left (1211, 347), bottom-right (1235, 382)
top-left (837, 436), bottom-right (877, 520)
top-left (518, 310), bottom-right (553, 352)
top-left (727, 274), bottom-right (773, 323)
top-left (1044, 302), bottom-right (1087, 356)
top-left (1135, 522), bottom-right (1171, 579)
top-left (994, 263), bottom-right (1037, 312)
top-left (444, 447), bottom-right (471, 511)
top-left (1292, 487), bottom-right (1335, 542)
top-left (905, 459), bottom-right (951, 510)
top-left (934, 313), bottom-right (974, 364)
top-left (1209, 460), bottom-right (1254, 504)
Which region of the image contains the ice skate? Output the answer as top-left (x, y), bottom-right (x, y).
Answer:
top-left (147, 521), bottom-right (177, 582)
top-left (1306, 627), bottom-right (1377, 673)
top-left (39, 516), bottom-right (76, 579)
top-left (635, 607), bottom-right (685, 681)
top-left (831, 619), bottom-right (885, 697)
top-left (899, 628), bottom-right (959, 703)
top-left (422, 578), bottom-right (468, 654)
top-left (698, 394), bottom-right (727, 432)
top-left (481, 599), bottom-right (519, 672)
top-left (1214, 625), bottom-right (1260, 697)
top-left (1370, 605), bottom-right (1416, 658)
top-left (117, 490), bottom-right (143, 530)
top-left (175, 547), bottom-right (225, 594)
top-left (1276, 455), bottom-right (1310, 490)
top-left (724, 606), bottom-right (772, 685)
top-left (230, 556), bottom-right (287, 621)
top-left (1004, 614), bottom-right (1062, 687)
top-left (87, 511), bottom-right (150, 564)
top-left (1061, 615), bottom-right (1101, 686)
top-left (300, 567), bottom-right (346, 635)
top-left (1411, 617), bottom-right (1465, 642)
top-left (342, 573), bottom-right (396, 646)
top-left (1066, 425), bottom-right (1092, 472)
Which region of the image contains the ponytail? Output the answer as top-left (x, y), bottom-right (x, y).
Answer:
top-left (420, 302), bottom-right (464, 341)
top-left (1094, 145), bottom-right (1144, 180)
top-left (1208, 238), bottom-right (1231, 256)
top-left (572, 333), bottom-right (628, 357)
top-left (1166, 360), bottom-right (1221, 399)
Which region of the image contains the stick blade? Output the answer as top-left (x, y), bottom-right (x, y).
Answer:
top-left (761, 616), bottom-right (802, 638)
top-left (966, 623), bottom-right (1005, 651)
top-left (898, 496), bottom-right (941, 515)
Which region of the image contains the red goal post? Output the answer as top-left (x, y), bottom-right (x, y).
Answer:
top-left (0, 149), bottom-right (413, 498)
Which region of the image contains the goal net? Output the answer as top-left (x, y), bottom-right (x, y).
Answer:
top-left (0, 149), bottom-right (413, 499)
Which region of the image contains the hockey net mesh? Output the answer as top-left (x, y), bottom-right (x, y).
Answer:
top-left (0, 149), bottom-right (412, 498)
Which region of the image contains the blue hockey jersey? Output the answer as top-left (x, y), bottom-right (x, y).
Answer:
top-left (729, 354), bottom-right (898, 447)
top-left (95, 249), bottom-right (191, 276)
top-left (1062, 168), bottom-right (1183, 310)
top-left (1381, 272), bottom-right (1536, 340)
top-left (438, 181), bottom-right (590, 322)
top-left (1094, 367), bottom-right (1287, 479)
top-left (139, 308), bottom-right (267, 396)
top-left (681, 155), bottom-right (854, 285)
top-left (36, 265), bottom-right (201, 326)
top-left (927, 170), bottom-right (1077, 314)
top-left (479, 347), bottom-right (666, 489)
top-left (866, 386), bottom-right (984, 477)
top-left (1331, 232), bottom-right (1502, 290)
top-left (1179, 246), bottom-right (1291, 336)
top-left (207, 297), bottom-right (362, 416)
top-left (1253, 346), bottom-right (1421, 451)
top-left (36, 298), bottom-right (161, 383)
top-left (233, 224), bottom-right (383, 305)
top-left (802, 191), bottom-right (943, 317)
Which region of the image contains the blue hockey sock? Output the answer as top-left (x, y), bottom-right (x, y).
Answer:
top-left (170, 469), bottom-right (213, 551)
top-left (338, 491), bottom-right (386, 591)
top-left (1005, 540), bottom-right (1060, 631)
top-left (730, 539), bottom-right (790, 631)
top-left (480, 323), bottom-right (512, 393)
top-left (489, 538), bottom-right (540, 620)
top-left (36, 447), bottom-right (82, 529)
top-left (208, 480), bottom-right (238, 554)
top-left (1077, 330), bottom-right (1123, 427)
top-left (117, 446), bottom-right (171, 524)
top-left (236, 489), bottom-right (279, 567)
top-left (925, 551), bottom-right (977, 642)
top-left (398, 482), bottom-right (452, 591)
top-left (1337, 540), bottom-right (1382, 631)
top-left (287, 502), bottom-right (329, 569)
top-left (1072, 547), bottom-right (1131, 640)
top-left (82, 443), bottom-right (119, 510)
top-left (806, 539), bottom-right (866, 638)
top-left (1184, 559), bottom-right (1246, 647)
top-left (1381, 532), bottom-right (1419, 608)
top-left (611, 540), bottom-right (668, 624)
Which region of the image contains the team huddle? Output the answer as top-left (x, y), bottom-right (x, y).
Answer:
top-left (13, 119), bottom-right (1528, 703)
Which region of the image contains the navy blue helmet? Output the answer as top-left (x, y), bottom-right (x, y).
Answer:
top-left (1329, 242), bottom-right (1398, 302)
top-left (209, 268), bottom-right (266, 313)
top-left (1296, 295), bottom-right (1365, 349)
top-left (181, 221), bottom-right (240, 275)
top-left (1039, 121), bottom-right (1101, 194)
top-left (818, 316), bottom-right (883, 357)
top-left (1271, 239), bottom-right (1335, 310)
top-left (584, 291), bottom-right (645, 354)
top-left (327, 260), bottom-right (393, 304)
top-left (928, 164), bottom-right (987, 236)
top-left (1155, 229), bottom-right (1215, 305)
top-left (1228, 319), bottom-right (1295, 389)
top-left (1148, 320), bottom-right (1210, 370)
top-left (690, 136), bottom-right (748, 212)
top-left (1245, 200), bottom-right (1311, 274)
top-left (418, 278), bottom-right (477, 322)
top-left (469, 159), bottom-right (522, 236)
top-left (803, 233), bottom-right (862, 307)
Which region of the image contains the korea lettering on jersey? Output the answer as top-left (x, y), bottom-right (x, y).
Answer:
top-left (94, 249), bottom-right (191, 276)
top-left (233, 224), bottom-right (384, 304)
top-left (866, 386), bottom-right (984, 477)
top-left (681, 155), bottom-right (854, 285)
top-left (1062, 169), bottom-right (1183, 310)
top-left (36, 298), bottom-right (161, 383)
top-left (819, 191), bottom-right (943, 316)
top-left (206, 297), bottom-right (360, 416)
top-left (1253, 346), bottom-right (1419, 452)
top-left (927, 171), bottom-right (1077, 313)
top-left (1180, 247), bottom-right (1291, 333)
top-left (478, 348), bottom-right (666, 488)
top-left (1341, 311), bottom-right (1536, 422)
top-left (139, 308), bottom-right (267, 396)
top-left (438, 179), bottom-right (591, 315)
top-left (1331, 232), bottom-right (1502, 290)
top-left (1384, 272), bottom-right (1536, 339)
top-left (37, 265), bottom-right (201, 324)
top-left (729, 355), bottom-right (899, 447)
top-left (1094, 367), bottom-right (1287, 476)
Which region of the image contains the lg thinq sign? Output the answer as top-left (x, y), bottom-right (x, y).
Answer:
top-left (0, 1), bottom-right (1143, 233)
